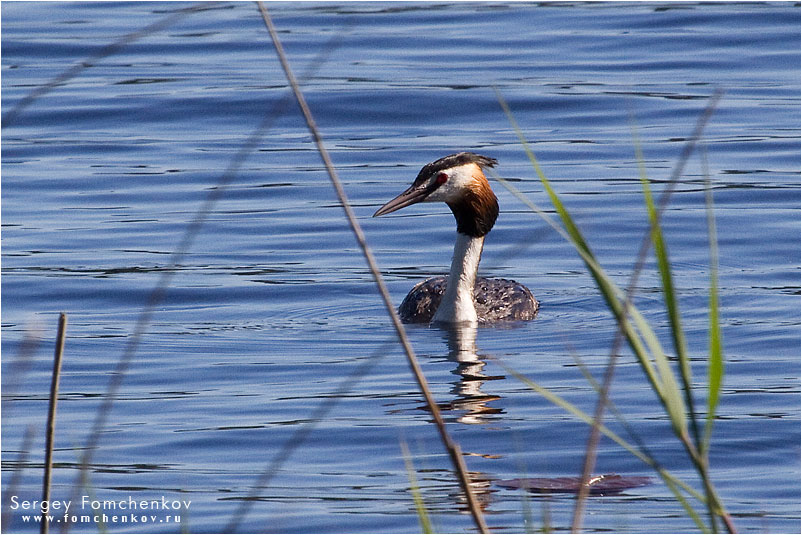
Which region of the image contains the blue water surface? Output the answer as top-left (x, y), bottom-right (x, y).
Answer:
top-left (2, 2), bottom-right (800, 533)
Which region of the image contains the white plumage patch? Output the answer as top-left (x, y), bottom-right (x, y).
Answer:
top-left (432, 232), bottom-right (485, 325)
top-left (423, 163), bottom-right (483, 204)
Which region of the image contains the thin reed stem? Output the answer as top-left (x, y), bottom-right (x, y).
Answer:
top-left (59, 27), bottom-right (335, 535)
top-left (1, 324), bottom-right (44, 421)
top-left (223, 342), bottom-right (391, 532)
top-left (41, 313), bottom-right (67, 534)
top-left (256, 4), bottom-right (488, 532)
top-left (1, 426), bottom-right (36, 532)
top-left (22, 6), bottom-right (347, 530)
top-left (1, 3), bottom-right (221, 129)
top-left (2, 326), bottom-right (44, 531)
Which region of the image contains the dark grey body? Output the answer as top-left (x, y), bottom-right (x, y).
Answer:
top-left (399, 276), bottom-right (539, 324)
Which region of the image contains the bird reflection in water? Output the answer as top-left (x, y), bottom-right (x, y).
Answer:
top-left (438, 323), bottom-right (506, 426)
top-left (435, 322), bottom-right (504, 512)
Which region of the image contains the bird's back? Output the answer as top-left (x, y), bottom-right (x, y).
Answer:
top-left (399, 275), bottom-right (539, 324)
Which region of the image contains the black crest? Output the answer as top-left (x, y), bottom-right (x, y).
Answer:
top-left (413, 152), bottom-right (497, 186)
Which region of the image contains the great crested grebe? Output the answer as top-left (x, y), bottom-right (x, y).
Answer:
top-left (373, 152), bottom-right (539, 325)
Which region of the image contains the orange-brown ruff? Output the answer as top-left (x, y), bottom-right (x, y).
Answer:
top-left (373, 152), bottom-right (539, 324)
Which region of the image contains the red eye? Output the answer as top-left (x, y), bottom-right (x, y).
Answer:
top-left (436, 172), bottom-right (448, 185)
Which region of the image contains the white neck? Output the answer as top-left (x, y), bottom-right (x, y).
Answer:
top-left (432, 232), bottom-right (484, 325)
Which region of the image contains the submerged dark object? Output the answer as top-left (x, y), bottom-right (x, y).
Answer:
top-left (496, 474), bottom-right (652, 495)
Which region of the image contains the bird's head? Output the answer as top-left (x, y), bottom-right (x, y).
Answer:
top-left (373, 152), bottom-right (500, 237)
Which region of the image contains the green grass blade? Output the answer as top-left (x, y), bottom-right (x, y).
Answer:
top-left (495, 88), bottom-right (730, 532)
top-left (662, 471), bottom-right (711, 533)
top-left (491, 166), bottom-right (663, 404)
top-left (510, 432), bottom-right (542, 533)
top-left (627, 305), bottom-right (689, 438)
top-left (495, 89), bottom-right (688, 438)
top-left (498, 362), bottom-right (708, 530)
top-left (399, 438), bottom-right (434, 534)
top-left (702, 148), bottom-right (724, 453)
top-left (632, 123), bottom-right (699, 447)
